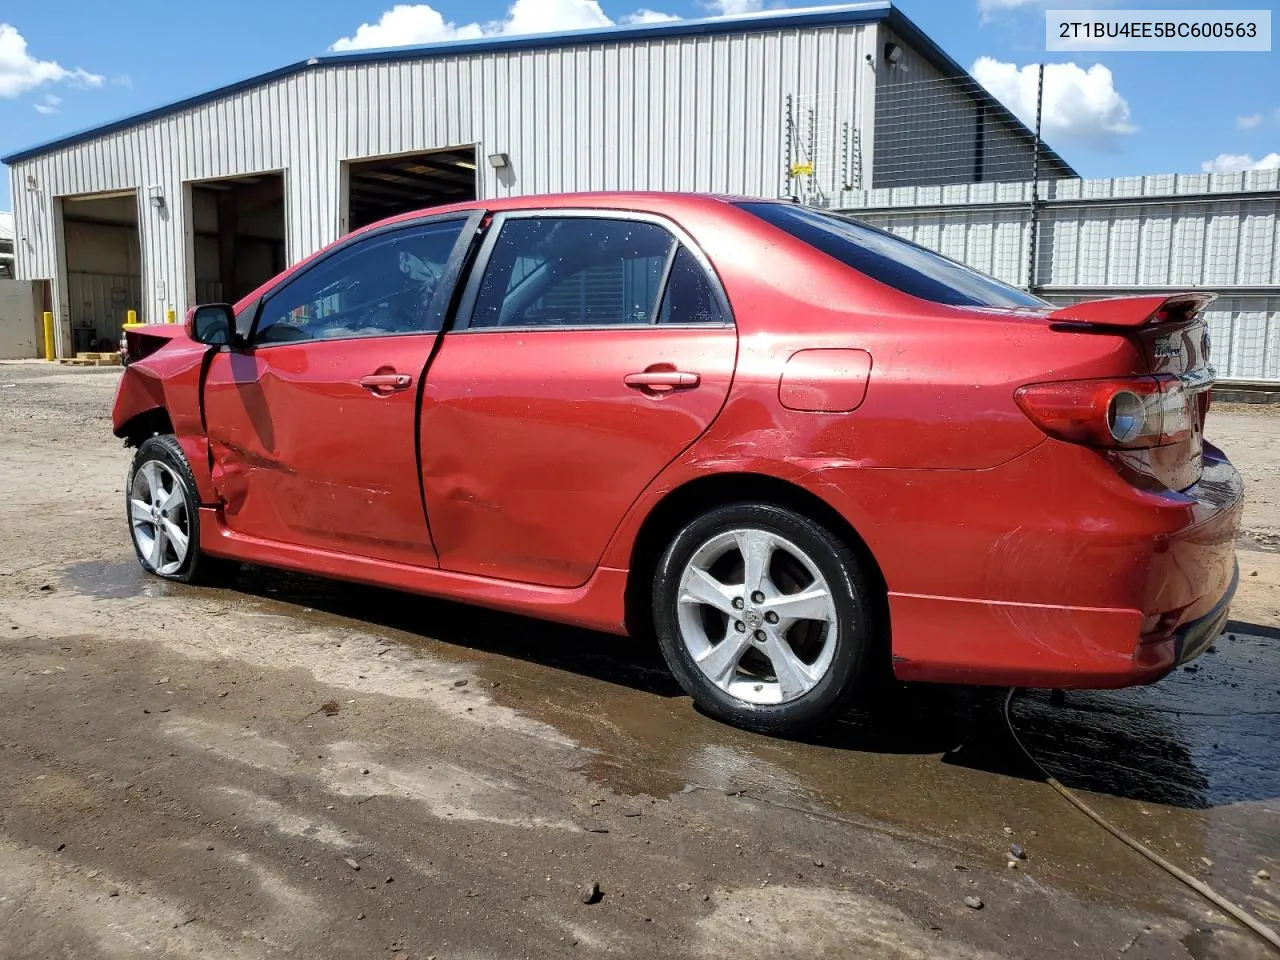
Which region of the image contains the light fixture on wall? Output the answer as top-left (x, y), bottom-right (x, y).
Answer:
top-left (883, 42), bottom-right (905, 70)
top-left (487, 152), bottom-right (510, 169)
top-left (25, 174), bottom-right (38, 192)
top-left (147, 184), bottom-right (166, 210)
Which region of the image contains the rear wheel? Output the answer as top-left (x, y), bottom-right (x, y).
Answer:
top-left (652, 503), bottom-right (877, 736)
top-left (126, 435), bottom-right (235, 584)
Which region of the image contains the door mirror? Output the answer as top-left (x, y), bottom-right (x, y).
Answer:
top-left (189, 303), bottom-right (236, 346)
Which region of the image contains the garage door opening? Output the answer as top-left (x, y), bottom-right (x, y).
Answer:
top-left (190, 172), bottom-right (286, 305)
top-left (61, 192), bottom-right (143, 351)
top-left (345, 147), bottom-right (477, 232)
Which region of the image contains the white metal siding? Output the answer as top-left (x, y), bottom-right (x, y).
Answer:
top-left (840, 171), bottom-right (1280, 382)
top-left (7, 23), bottom-right (877, 344)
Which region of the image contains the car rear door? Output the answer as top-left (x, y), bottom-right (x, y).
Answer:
top-left (202, 212), bottom-right (480, 566)
top-left (419, 210), bottom-right (738, 588)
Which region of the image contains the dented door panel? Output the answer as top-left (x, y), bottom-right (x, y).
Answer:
top-left (420, 327), bottom-right (737, 588)
top-left (203, 337), bottom-right (440, 566)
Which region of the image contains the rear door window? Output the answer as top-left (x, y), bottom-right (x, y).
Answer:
top-left (657, 246), bottom-right (726, 325)
top-left (734, 201), bottom-right (1046, 309)
top-left (468, 217), bottom-right (675, 329)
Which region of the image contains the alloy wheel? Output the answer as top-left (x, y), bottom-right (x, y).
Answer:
top-left (675, 527), bottom-right (839, 705)
top-left (129, 460), bottom-right (191, 576)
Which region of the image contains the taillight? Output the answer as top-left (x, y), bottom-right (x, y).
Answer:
top-left (1015, 376), bottom-right (1195, 449)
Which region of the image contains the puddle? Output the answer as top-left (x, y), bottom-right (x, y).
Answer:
top-left (1009, 632), bottom-right (1280, 811)
top-left (62, 560), bottom-right (185, 600)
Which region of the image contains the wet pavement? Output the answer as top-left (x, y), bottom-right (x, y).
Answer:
top-left (61, 555), bottom-right (1280, 937)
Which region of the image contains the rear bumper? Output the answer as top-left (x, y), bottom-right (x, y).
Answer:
top-left (1170, 561), bottom-right (1237, 666)
top-left (887, 566), bottom-right (1237, 689)
top-left (867, 444), bottom-right (1243, 689)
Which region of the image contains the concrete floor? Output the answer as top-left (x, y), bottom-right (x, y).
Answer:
top-left (1, 362), bottom-right (1277, 959)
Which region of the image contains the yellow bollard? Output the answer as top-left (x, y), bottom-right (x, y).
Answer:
top-left (121, 309), bottom-right (144, 352)
top-left (166, 308), bottom-right (176, 324)
top-left (43, 312), bottom-right (55, 361)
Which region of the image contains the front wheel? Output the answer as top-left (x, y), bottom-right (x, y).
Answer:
top-left (652, 503), bottom-right (879, 736)
top-left (126, 435), bottom-right (235, 584)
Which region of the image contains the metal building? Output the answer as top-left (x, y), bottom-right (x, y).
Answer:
top-left (2, 1), bottom-right (1070, 356)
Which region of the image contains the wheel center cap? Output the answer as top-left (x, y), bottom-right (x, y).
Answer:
top-left (744, 610), bottom-right (763, 630)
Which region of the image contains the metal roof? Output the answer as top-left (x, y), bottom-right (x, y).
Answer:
top-left (0, 212), bottom-right (13, 243)
top-left (0, 2), bottom-right (1072, 176)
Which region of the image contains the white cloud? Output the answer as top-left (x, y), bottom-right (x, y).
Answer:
top-left (623, 8), bottom-right (681, 23)
top-left (1200, 152), bottom-right (1280, 173)
top-left (1237, 113), bottom-right (1264, 129)
top-left (32, 92), bottom-right (61, 114)
top-left (707, 0), bottom-right (763, 14)
top-left (0, 23), bottom-right (103, 98)
top-left (331, 0), bottom-right (673, 51)
top-left (971, 57), bottom-right (1135, 150)
top-left (504, 0), bottom-right (612, 34)
top-left (332, 5), bottom-right (486, 49)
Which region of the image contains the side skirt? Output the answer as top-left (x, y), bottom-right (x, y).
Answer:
top-left (198, 507), bottom-right (631, 635)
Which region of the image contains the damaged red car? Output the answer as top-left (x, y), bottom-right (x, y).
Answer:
top-left (112, 193), bottom-right (1242, 735)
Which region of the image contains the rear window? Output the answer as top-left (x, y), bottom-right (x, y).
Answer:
top-left (735, 201), bottom-right (1047, 309)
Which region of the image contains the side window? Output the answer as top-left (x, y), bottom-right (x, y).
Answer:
top-left (733, 201), bottom-right (1047, 309)
top-left (657, 247), bottom-right (725, 325)
top-left (253, 219), bottom-right (466, 344)
top-left (470, 218), bottom-right (675, 329)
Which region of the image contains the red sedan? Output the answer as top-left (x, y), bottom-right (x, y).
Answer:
top-left (112, 193), bottom-right (1242, 735)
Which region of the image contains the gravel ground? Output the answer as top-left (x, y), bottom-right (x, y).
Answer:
top-left (0, 361), bottom-right (1276, 960)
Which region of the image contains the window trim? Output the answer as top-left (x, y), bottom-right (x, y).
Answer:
top-left (238, 209), bottom-right (484, 349)
top-left (452, 208), bottom-right (734, 333)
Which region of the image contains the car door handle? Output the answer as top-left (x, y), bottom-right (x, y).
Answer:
top-left (623, 370), bottom-right (701, 392)
top-left (359, 373), bottom-right (413, 393)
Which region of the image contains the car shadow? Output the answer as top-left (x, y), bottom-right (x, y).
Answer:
top-left (235, 563), bottom-right (685, 697)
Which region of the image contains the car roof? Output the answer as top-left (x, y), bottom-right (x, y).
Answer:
top-left (358, 191), bottom-right (778, 234)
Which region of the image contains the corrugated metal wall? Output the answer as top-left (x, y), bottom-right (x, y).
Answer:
top-left (7, 22), bottom-right (877, 344)
top-left (839, 172), bottom-right (1280, 383)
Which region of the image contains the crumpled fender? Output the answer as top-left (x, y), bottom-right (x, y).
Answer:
top-left (111, 335), bottom-right (219, 504)
top-left (111, 366), bottom-right (167, 437)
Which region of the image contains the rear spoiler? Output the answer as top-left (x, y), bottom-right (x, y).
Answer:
top-left (1046, 293), bottom-right (1217, 328)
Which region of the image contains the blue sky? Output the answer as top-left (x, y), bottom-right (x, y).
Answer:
top-left (1, 0), bottom-right (1277, 209)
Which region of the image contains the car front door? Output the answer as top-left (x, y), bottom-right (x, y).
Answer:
top-left (202, 212), bottom-right (479, 567)
top-left (420, 211), bottom-right (738, 588)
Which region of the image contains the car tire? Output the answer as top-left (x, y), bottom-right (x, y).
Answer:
top-left (126, 434), bottom-right (236, 585)
top-left (652, 502), bottom-right (879, 736)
